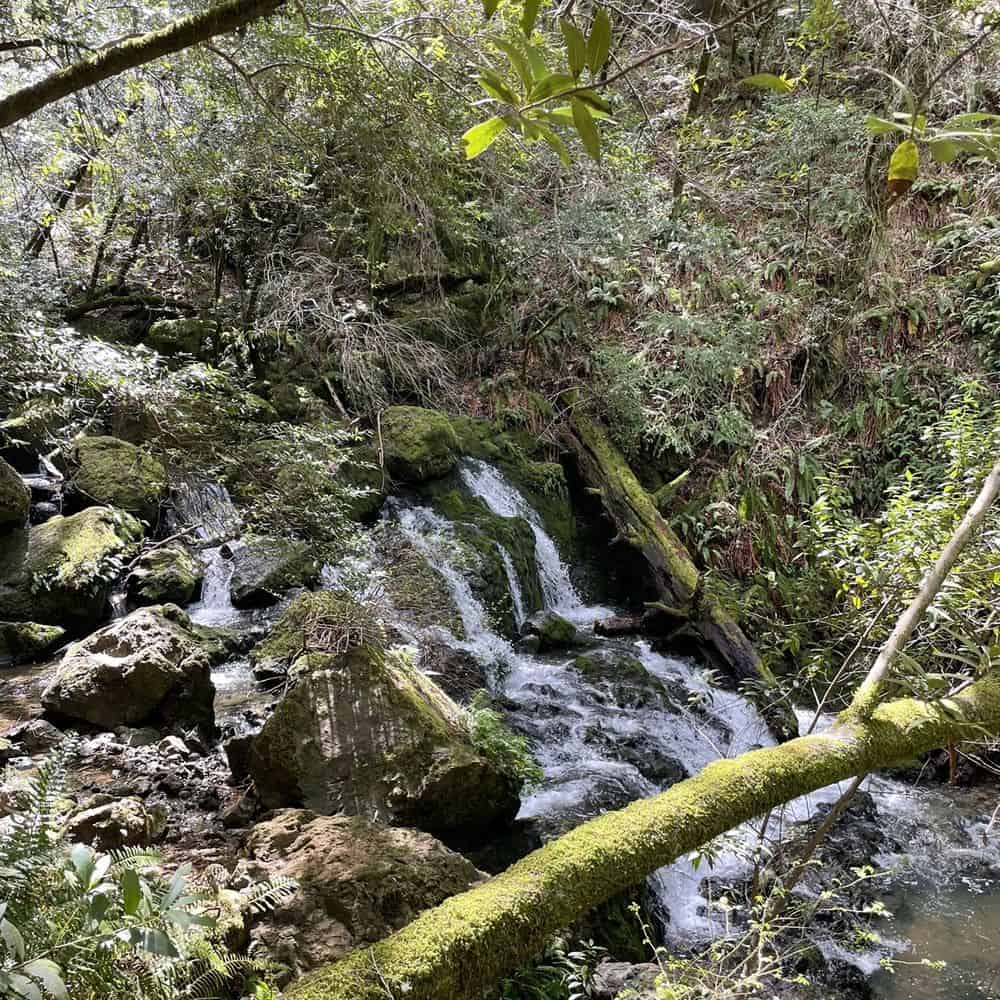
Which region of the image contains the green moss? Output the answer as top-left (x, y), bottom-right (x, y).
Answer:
top-left (285, 674), bottom-right (1000, 1000)
top-left (0, 620), bottom-right (65, 664)
top-left (380, 530), bottom-right (465, 638)
top-left (67, 435), bottom-right (167, 524)
top-left (125, 542), bottom-right (203, 608)
top-left (0, 456), bottom-right (29, 533)
top-left (145, 317), bottom-right (214, 357)
top-left (382, 406), bottom-right (459, 483)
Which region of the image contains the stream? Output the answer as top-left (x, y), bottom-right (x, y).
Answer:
top-left (181, 461), bottom-right (1000, 997)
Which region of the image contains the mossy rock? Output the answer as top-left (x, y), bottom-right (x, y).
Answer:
top-left (572, 650), bottom-right (683, 712)
top-left (428, 489), bottom-right (542, 638)
top-left (526, 611), bottom-right (592, 652)
top-left (65, 436), bottom-right (167, 524)
top-left (0, 507), bottom-right (142, 631)
top-left (379, 529), bottom-right (465, 639)
top-left (270, 383), bottom-right (334, 424)
top-left (0, 457), bottom-right (30, 533)
top-left (0, 620), bottom-right (66, 666)
top-left (145, 318), bottom-right (215, 358)
top-left (125, 543), bottom-right (204, 609)
top-left (337, 445), bottom-right (387, 521)
top-left (249, 640), bottom-right (521, 841)
top-left (1, 397), bottom-right (73, 455)
top-left (229, 535), bottom-right (320, 608)
top-left (41, 603), bottom-right (219, 733)
top-left (382, 406), bottom-right (459, 483)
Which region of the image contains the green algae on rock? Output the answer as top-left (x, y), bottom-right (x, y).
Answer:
top-left (66, 435), bottom-right (167, 524)
top-left (381, 406), bottom-right (459, 483)
top-left (125, 541), bottom-right (204, 608)
top-left (0, 620), bottom-right (66, 666)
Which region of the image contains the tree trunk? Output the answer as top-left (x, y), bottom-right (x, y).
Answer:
top-left (0, 0), bottom-right (286, 129)
top-left (285, 674), bottom-right (1000, 1000)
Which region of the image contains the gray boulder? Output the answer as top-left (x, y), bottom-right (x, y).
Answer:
top-left (41, 604), bottom-right (219, 733)
top-left (237, 808), bottom-right (485, 977)
top-left (67, 794), bottom-right (167, 850)
top-left (228, 535), bottom-right (320, 608)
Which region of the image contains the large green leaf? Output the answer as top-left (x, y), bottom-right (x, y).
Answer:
top-left (572, 98), bottom-right (601, 160)
top-left (483, 0), bottom-right (501, 19)
top-left (740, 72), bottom-right (794, 93)
top-left (927, 137), bottom-right (959, 164)
top-left (533, 121), bottom-right (572, 165)
top-left (865, 115), bottom-right (906, 135)
top-left (462, 116), bottom-right (509, 159)
top-left (21, 961), bottom-right (67, 1000)
top-left (561, 19), bottom-right (587, 78)
top-left (587, 9), bottom-right (611, 74)
top-left (527, 71), bottom-right (576, 102)
top-left (572, 88), bottom-right (611, 114)
top-left (524, 44), bottom-right (549, 81)
top-left (478, 69), bottom-right (519, 105)
top-left (887, 138), bottom-right (919, 196)
top-left (121, 868), bottom-right (142, 916)
top-left (494, 40), bottom-right (533, 91)
top-left (521, 0), bottom-right (541, 36)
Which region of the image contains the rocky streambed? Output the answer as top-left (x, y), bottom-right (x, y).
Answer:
top-left (2, 386), bottom-right (999, 999)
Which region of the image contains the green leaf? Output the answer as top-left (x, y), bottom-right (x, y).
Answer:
top-left (478, 69), bottom-right (518, 105)
top-left (943, 112), bottom-right (1000, 128)
top-left (587, 8), bottom-right (612, 74)
top-left (7, 974), bottom-right (42, 1000)
top-left (572, 98), bottom-right (601, 160)
top-left (70, 844), bottom-right (94, 887)
top-left (525, 44), bottom-right (549, 82)
top-left (571, 88), bottom-right (611, 114)
top-left (534, 122), bottom-right (572, 165)
top-left (462, 116), bottom-right (509, 159)
top-left (494, 40), bottom-right (533, 90)
top-left (888, 138), bottom-right (919, 182)
top-left (483, 0), bottom-right (501, 19)
top-left (521, 0), bottom-right (541, 36)
top-left (527, 71), bottom-right (576, 102)
top-left (865, 115), bottom-right (906, 135)
top-left (21, 961), bottom-right (67, 1000)
top-left (927, 138), bottom-right (959, 163)
top-left (1, 917), bottom-right (26, 961)
top-left (740, 72), bottom-right (794, 93)
top-left (891, 110), bottom-right (927, 132)
top-left (560, 19), bottom-right (587, 78)
top-left (122, 868), bottom-right (141, 916)
top-left (123, 927), bottom-right (179, 958)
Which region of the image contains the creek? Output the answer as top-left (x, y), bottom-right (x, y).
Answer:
top-left (154, 460), bottom-right (1000, 997)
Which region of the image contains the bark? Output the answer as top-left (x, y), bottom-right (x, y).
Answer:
top-left (0, 0), bottom-right (286, 129)
top-left (285, 673), bottom-right (1000, 1000)
top-left (564, 406), bottom-right (763, 685)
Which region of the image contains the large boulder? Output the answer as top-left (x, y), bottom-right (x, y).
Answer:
top-left (41, 604), bottom-right (218, 733)
top-left (228, 535), bottom-right (320, 608)
top-left (0, 507), bottom-right (142, 630)
top-left (65, 436), bottom-right (167, 524)
top-left (249, 597), bottom-right (520, 840)
top-left (145, 318), bottom-right (214, 358)
top-left (381, 406), bottom-right (459, 483)
top-left (0, 457), bottom-right (30, 533)
top-left (67, 794), bottom-right (167, 850)
top-left (0, 621), bottom-right (65, 667)
top-left (126, 542), bottom-right (203, 608)
top-left (237, 809), bottom-right (485, 977)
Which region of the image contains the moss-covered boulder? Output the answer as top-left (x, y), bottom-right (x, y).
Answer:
top-left (249, 608), bottom-right (520, 840)
top-left (145, 318), bottom-right (214, 357)
top-left (0, 507), bottom-right (142, 630)
top-left (0, 621), bottom-right (66, 667)
top-left (41, 604), bottom-right (219, 733)
top-left (428, 489), bottom-right (542, 638)
top-left (229, 536), bottom-right (320, 608)
top-left (527, 611), bottom-right (592, 652)
top-left (0, 457), bottom-right (30, 533)
top-left (382, 406), bottom-right (459, 483)
top-left (125, 543), bottom-right (203, 609)
top-left (65, 436), bottom-right (167, 524)
top-left (237, 809), bottom-right (486, 977)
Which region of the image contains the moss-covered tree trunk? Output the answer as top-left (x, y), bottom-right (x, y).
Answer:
top-left (285, 674), bottom-right (1000, 1000)
top-left (0, 0), bottom-right (286, 129)
top-left (564, 407), bottom-right (764, 688)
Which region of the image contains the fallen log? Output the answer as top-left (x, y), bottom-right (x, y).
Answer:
top-left (284, 674), bottom-right (1000, 1000)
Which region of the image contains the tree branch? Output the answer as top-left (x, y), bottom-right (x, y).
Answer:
top-left (0, 0), bottom-right (287, 129)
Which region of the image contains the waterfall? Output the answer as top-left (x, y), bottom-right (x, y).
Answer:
top-left (458, 459), bottom-right (591, 618)
top-left (188, 545), bottom-right (237, 625)
top-left (497, 543), bottom-right (527, 628)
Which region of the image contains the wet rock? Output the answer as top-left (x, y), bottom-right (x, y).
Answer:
top-left (249, 630), bottom-right (521, 841)
top-left (593, 961), bottom-right (661, 999)
top-left (0, 456), bottom-right (30, 533)
top-left (0, 621), bottom-right (65, 666)
top-left (64, 436), bottom-right (167, 525)
top-left (572, 650), bottom-right (683, 711)
top-left (526, 611), bottom-right (593, 652)
top-left (228, 535), bottom-right (320, 608)
top-left (41, 604), bottom-right (218, 734)
top-left (68, 795), bottom-right (168, 849)
top-left (237, 808), bottom-right (486, 977)
top-left (125, 542), bottom-right (203, 608)
top-left (224, 733), bottom-right (256, 782)
top-left (416, 640), bottom-right (485, 703)
top-left (145, 318), bottom-right (214, 358)
top-left (381, 405), bottom-right (459, 483)
top-left (0, 507), bottom-right (142, 630)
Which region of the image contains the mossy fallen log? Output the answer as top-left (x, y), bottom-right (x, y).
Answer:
top-left (285, 674), bottom-right (1000, 1000)
top-left (563, 407), bottom-right (761, 685)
